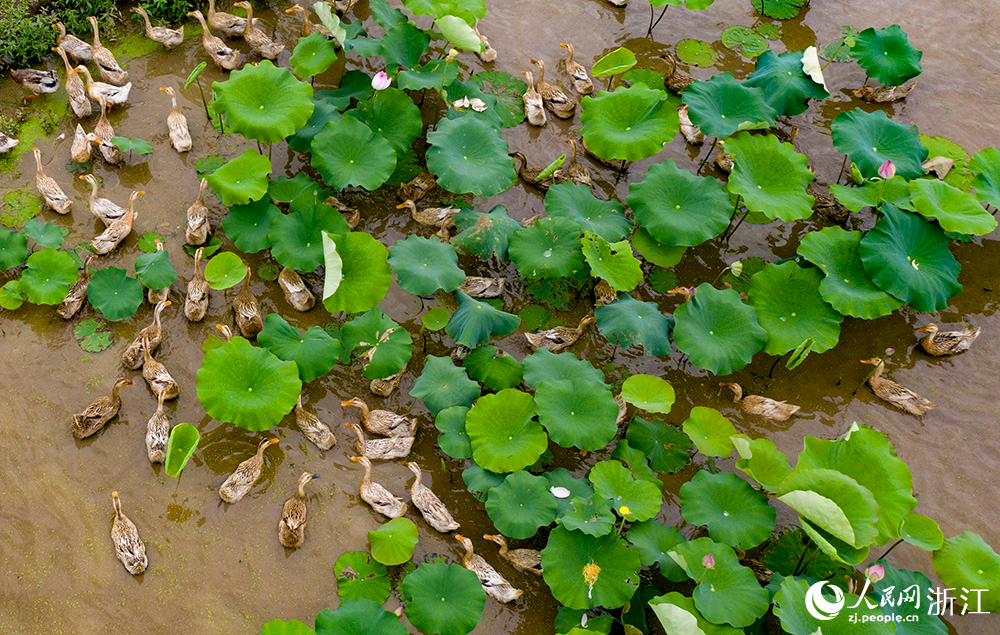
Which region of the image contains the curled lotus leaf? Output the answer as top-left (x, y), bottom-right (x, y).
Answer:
top-left (206, 150), bottom-right (272, 206)
top-left (0, 228), bottom-right (28, 269)
top-left (580, 230), bottom-right (643, 293)
top-left (589, 459), bottom-right (662, 522)
top-left (269, 203), bottom-right (350, 273)
top-left (462, 345), bottom-right (522, 391)
top-left (969, 146), bottom-right (1000, 208)
top-left (681, 72), bottom-right (777, 139)
top-left (212, 60), bottom-right (314, 143)
top-left (908, 178), bottom-right (997, 236)
top-left (322, 232), bottom-right (392, 314)
top-left (164, 423), bottom-right (200, 478)
top-left (289, 32), bottom-right (338, 79)
top-left (672, 284), bottom-right (766, 375)
top-left (409, 355), bottom-right (480, 416)
top-left (590, 47), bottom-right (637, 77)
top-left (682, 406), bottom-right (737, 458)
top-left (777, 468), bottom-right (879, 548)
top-left (434, 406), bottom-right (471, 459)
top-left (340, 308), bottom-right (412, 379)
top-left (750, 0), bottom-right (804, 19)
top-left (580, 84), bottom-right (679, 162)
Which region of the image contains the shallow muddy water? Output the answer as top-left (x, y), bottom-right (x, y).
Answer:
top-left (1, 0), bottom-right (999, 633)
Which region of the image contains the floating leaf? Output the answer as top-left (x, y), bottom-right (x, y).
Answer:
top-left (223, 198), bottom-right (280, 254)
top-left (465, 389), bottom-right (546, 473)
top-left (544, 468), bottom-right (596, 519)
top-left (422, 306), bottom-right (450, 331)
top-left (341, 308), bottom-right (412, 379)
top-left (681, 73), bottom-right (777, 139)
top-left (445, 290), bottom-right (520, 348)
top-left (74, 318), bottom-right (113, 352)
top-left (0, 228), bottom-right (28, 268)
top-left (627, 418), bottom-right (692, 473)
top-left (206, 150), bottom-right (272, 206)
top-left (87, 266), bottom-right (142, 321)
top-left (751, 0), bottom-right (804, 19)
top-left (545, 183), bottom-right (631, 242)
top-left (346, 87), bottom-right (422, 158)
top-left (315, 600), bottom-right (405, 635)
top-left (522, 349), bottom-right (604, 389)
top-left (133, 249), bottom-right (177, 291)
top-left (165, 423), bottom-right (200, 478)
top-left (486, 470), bottom-right (558, 539)
top-left (410, 355), bottom-right (481, 415)
top-left (368, 517), bottom-right (418, 566)
top-left (24, 218), bottom-right (66, 249)
top-left (969, 146), bottom-right (1000, 208)
top-left (0, 281), bottom-right (24, 309)
top-left (680, 470), bottom-right (775, 549)
top-left (312, 117), bottom-right (396, 191)
top-left (747, 261), bottom-right (843, 355)
top-left (721, 26), bottom-right (768, 58)
top-left (258, 314), bottom-right (340, 382)
top-left (590, 47), bottom-right (637, 77)
top-left (673, 284), bottom-right (766, 375)
top-left (462, 345), bottom-right (522, 391)
top-left (558, 496), bottom-right (615, 537)
top-left (932, 533), bottom-right (1000, 613)
top-left (541, 526), bottom-right (641, 610)
top-left (194, 155), bottom-right (225, 177)
top-left (110, 136), bottom-right (153, 156)
top-left (682, 406), bottom-right (737, 458)
top-left (675, 39), bottom-right (717, 67)
top-left (535, 378), bottom-right (619, 451)
top-left (745, 50), bottom-right (829, 116)
top-left (334, 551), bottom-right (390, 604)
top-left (669, 538), bottom-right (770, 627)
top-left (20, 248), bottom-right (77, 305)
top-left (778, 468), bottom-right (879, 548)
top-left (831, 108), bottom-right (927, 180)
top-left (622, 68), bottom-right (666, 90)
top-left (581, 230), bottom-right (642, 293)
top-left (590, 460), bottom-right (662, 522)
top-left (396, 59), bottom-right (459, 91)
top-left (594, 295), bottom-right (672, 355)
top-left (472, 71), bottom-right (526, 128)
top-left (725, 132), bottom-right (815, 221)
top-left (451, 205), bottom-right (522, 260)
top-left (628, 522), bottom-right (686, 575)
top-left (402, 564), bottom-right (485, 635)
top-left (580, 85), bottom-right (679, 162)
top-left (262, 618), bottom-right (315, 635)
top-left (427, 116), bottom-right (514, 196)
top-left (322, 232), bottom-right (392, 314)
top-left (271, 205), bottom-right (349, 273)
top-left (621, 374), bottom-right (675, 414)
top-left (908, 179), bottom-right (996, 236)
top-left (434, 406), bottom-right (471, 459)
top-left (184, 235), bottom-right (222, 257)
top-left (388, 236), bottom-right (465, 295)
top-left (290, 32), bottom-right (339, 79)
top-left (204, 251), bottom-right (247, 290)
top-left (919, 134), bottom-right (973, 190)
top-left (213, 60), bottom-right (315, 143)
top-left (463, 462), bottom-right (505, 501)
top-left (850, 25), bottom-right (922, 87)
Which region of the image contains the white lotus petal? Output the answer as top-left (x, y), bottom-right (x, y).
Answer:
top-left (550, 486), bottom-right (571, 499)
top-left (801, 46), bottom-right (828, 93)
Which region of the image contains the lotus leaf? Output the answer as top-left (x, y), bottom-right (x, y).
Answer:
top-left (682, 406), bottom-right (737, 457)
top-left (590, 47), bottom-right (637, 77)
top-left (451, 205), bottom-right (521, 260)
top-left (681, 73), bottom-right (777, 139)
top-left (370, 0), bottom-right (408, 28)
top-left (773, 576), bottom-right (895, 635)
top-left (311, 2), bottom-right (347, 46)
top-left (616, 375), bottom-right (673, 416)
top-left (261, 619), bottom-right (315, 635)
top-left (290, 32), bottom-right (338, 79)
top-left (0, 228), bottom-right (28, 269)
top-left (402, 0), bottom-right (485, 22)
top-left (668, 538), bottom-right (769, 627)
top-left (508, 217), bottom-right (586, 280)
top-left (197, 336), bottom-right (302, 430)
top-left (610, 439), bottom-right (658, 486)
top-left (750, 0), bottom-right (804, 18)
top-left (19, 248), bottom-right (77, 305)
top-left (859, 204), bottom-right (960, 312)
top-left (900, 513), bottom-right (944, 551)
top-left (721, 26), bottom-right (768, 58)
top-left (410, 355), bottom-right (481, 415)
top-left (212, 61), bottom-right (313, 143)
top-left (627, 159), bottom-right (731, 247)
top-left (675, 39), bottom-right (717, 67)
top-left (321, 230), bottom-right (343, 301)
top-left (378, 21), bottom-right (430, 68)
top-left (463, 462), bottom-right (505, 501)
top-left (969, 146), bottom-right (1000, 208)
top-left (746, 261), bottom-right (843, 355)
top-left (589, 460), bottom-right (661, 522)
top-left (850, 25), bottom-right (922, 86)
top-left (314, 600), bottom-right (405, 635)
top-left (485, 470), bottom-right (558, 539)
top-left (0, 281), bottom-right (24, 309)
top-left (110, 136), bottom-right (153, 156)
top-left (346, 88), bottom-right (422, 157)
top-left (745, 50), bottom-right (829, 116)
top-left (798, 516), bottom-right (870, 566)
top-left (420, 307), bottom-right (449, 332)
top-left (433, 15), bottom-right (481, 52)
top-left (288, 97), bottom-right (342, 153)
top-left (544, 183), bottom-right (631, 242)
top-left (731, 435), bottom-right (792, 492)
top-left (632, 230), bottom-right (687, 269)
top-left (680, 470), bottom-right (775, 549)
top-left (311, 117), bottom-right (396, 191)
top-left (626, 418), bottom-right (692, 473)
top-left (541, 526), bottom-right (641, 610)
top-left (593, 295), bottom-right (672, 355)
top-left (258, 314), bottom-right (340, 382)
top-left (932, 532), bottom-right (1000, 613)
top-left (673, 284), bottom-right (766, 374)
top-left (204, 251), bottom-right (247, 290)
top-left (628, 522), bottom-right (686, 577)
top-left (557, 497), bottom-right (615, 537)
top-left (778, 468), bottom-right (879, 547)
top-left (434, 406), bottom-right (471, 459)
top-left (164, 422), bottom-right (200, 478)
top-left (396, 59), bottom-right (460, 91)
top-left (445, 290), bottom-right (520, 348)
top-left (535, 378), bottom-right (618, 451)
top-left (919, 134), bottom-right (974, 190)
top-left (322, 232), bottom-right (392, 314)
top-left (725, 132), bottom-right (815, 221)
top-left (223, 199), bottom-right (280, 254)
top-left (340, 308), bottom-right (412, 379)
top-left (649, 592), bottom-right (743, 635)
top-left (194, 155), bottom-right (225, 177)
top-left (368, 517), bottom-right (418, 565)
top-left (402, 563), bottom-right (485, 635)
top-left (873, 564), bottom-right (948, 635)
top-left (334, 551), bottom-right (390, 604)
top-left (206, 150), bottom-right (272, 206)
top-left (462, 345), bottom-right (522, 391)
top-left (427, 116), bottom-right (514, 196)
top-left (472, 71), bottom-right (526, 128)
top-left (131, 249), bottom-right (176, 291)
top-left (831, 109), bottom-right (927, 180)
top-left (543, 468), bottom-right (596, 519)
top-left (908, 178), bottom-right (996, 236)
top-left (74, 318), bottom-right (113, 352)
top-left (388, 236), bottom-right (465, 295)
top-left (24, 218), bottom-right (65, 249)
top-left (87, 266), bottom-right (143, 321)
top-left (184, 236), bottom-right (221, 258)
top-left (465, 389), bottom-right (546, 473)
top-left (555, 610), bottom-right (614, 635)
top-left (580, 85), bottom-right (679, 162)
top-left (522, 349), bottom-right (604, 389)
top-left (622, 68), bottom-right (666, 91)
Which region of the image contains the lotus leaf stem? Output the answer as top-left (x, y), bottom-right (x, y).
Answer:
top-left (879, 539), bottom-right (904, 561)
top-left (696, 138), bottom-right (717, 174)
top-left (647, 4), bottom-right (670, 37)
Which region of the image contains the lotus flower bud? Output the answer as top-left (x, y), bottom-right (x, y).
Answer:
top-left (702, 554), bottom-right (715, 570)
top-left (865, 562), bottom-right (885, 583)
top-left (877, 159), bottom-right (896, 180)
top-left (371, 71), bottom-right (391, 91)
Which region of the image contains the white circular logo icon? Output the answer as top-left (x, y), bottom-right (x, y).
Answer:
top-left (805, 581), bottom-right (845, 620)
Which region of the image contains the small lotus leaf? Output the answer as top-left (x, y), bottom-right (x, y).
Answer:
top-left (932, 532), bottom-right (1000, 613)
top-left (594, 295), bottom-right (672, 355)
top-left (627, 159), bottom-right (731, 247)
top-left (545, 183), bottom-right (631, 242)
top-left (421, 307), bottom-right (450, 333)
top-left (0, 228), bottom-right (28, 268)
top-left (388, 236), bottom-right (465, 295)
top-left (589, 460), bottom-right (662, 522)
top-left (410, 355), bottom-right (481, 415)
top-left (212, 61), bottom-right (314, 143)
top-left (451, 205), bottom-right (522, 260)
top-left (133, 249), bottom-right (177, 290)
top-left (110, 136), bottom-right (153, 156)
top-left (462, 345), bottom-right (522, 391)
top-left (427, 116), bottom-right (515, 196)
top-left (204, 251), bottom-right (247, 290)
top-left (675, 39), bottom-right (717, 67)
top-left (969, 146), bottom-right (1000, 208)
top-left (257, 314), bottom-right (340, 382)
top-left (485, 470), bottom-right (559, 539)
top-left (680, 470), bottom-right (775, 549)
top-left (311, 117), bottom-right (397, 191)
top-left (340, 308), bottom-right (412, 379)
top-left (346, 87), bottom-right (422, 157)
top-left (396, 59), bottom-right (460, 91)
top-left (261, 619), bottom-right (315, 635)
top-left (900, 513), bottom-right (944, 551)
top-left (731, 434), bottom-right (792, 492)
top-left (540, 526), bottom-right (641, 610)
top-left (0, 281), bottom-right (24, 309)
top-left (20, 248), bottom-right (77, 305)
top-left (681, 72), bottom-right (777, 139)
top-left (334, 551), bottom-right (390, 604)
top-left (164, 422), bottom-right (200, 478)
top-left (721, 26), bottom-right (768, 58)
top-left (472, 71), bottom-right (526, 128)
top-left (725, 132), bottom-right (815, 222)
top-left (621, 374), bottom-right (675, 414)
top-left (402, 563), bottom-right (485, 635)
top-left (831, 109), bottom-right (927, 180)
top-left (747, 261), bottom-right (843, 355)
top-left (631, 228), bottom-right (687, 267)
top-left (87, 266), bottom-right (143, 321)
top-left (557, 497), bottom-right (615, 537)
top-left (682, 406), bottom-right (737, 458)
top-left (314, 599), bottom-right (405, 635)
top-left (580, 85), bottom-right (679, 161)
top-left (908, 178), bottom-right (996, 236)
top-left (522, 349), bottom-right (604, 389)
top-left (543, 468), bottom-right (595, 519)
top-left (434, 406), bottom-right (471, 459)
top-left (850, 25), bottom-right (922, 87)
top-left (628, 522), bottom-right (686, 576)
top-left (745, 50), bottom-right (829, 116)
top-left (24, 218), bottom-right (65, 249)
top-left (206, 150), bottom-right (272, 206)
top-left (445, 290), bottom-right (520, 348)
top-left (322, 232), bottom-right (392, 314)
top-left (290, 32), bottom-right (338, 79)
top-left (223, 198), bottom-right (280, 254)
top-left (626, 418), bottom-right (692, 473)
top-left (194, 155), bottom-right (224, 177)
top-left (673, 284), bottom-right (766, 374)
top-left (463, 462), bottom-right (505, 501)
top-left (919, 134), bottom-right (974, 190)
top-left (590, 47), bottom-right (637, 77)
top-left (580, 230), bottom-right (642, 293)
top-left (622, 68), bottom-right (666, 90)
top-left (368, 517), bottom-right (418, 565)
top-left (465, 389), bottom-right (546, 473)
top-left (74, 318), bottom-right (113, 352)
top-left (750, 0), bottom-right (804, 18)
top-left (535, 378), bottom-right (619, 451)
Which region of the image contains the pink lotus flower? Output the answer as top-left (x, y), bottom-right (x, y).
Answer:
top-left (702, 554), bottom-right (715, 570)
top-left (865, 562), bottom-right (885, 583)
top-left (877, 159), bottom-right (896, 180)
top-left (371, 71), bottom-right (391, 91)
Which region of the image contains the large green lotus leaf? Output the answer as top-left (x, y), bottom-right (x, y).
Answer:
top-left (580, 85), bottom-right (679, 162)
top-left (541, 526), bottom-right (641, 610)
top-left (628, 522), bottom-right (686, 576)
top-left (859, 204), bottom-right (960, 312)
top-left (725, 132), bottom-right (815, 222)
top-left (445, 290), bottom-right (520, 348)
top-left (368, 517), bottom-right (418, 566)
top-left (557, 496), bottom-right (615, 537)
top-left (590, 460), bottom-right (661, 522)
top-left (626, 418), bottom-right (692, 473)
top-left (731, 434), bottom-right (792, 493)
top-left (778, 468), bottom-right (879, 547)
top-left (747, 261), bottom-right (843, 355)
top-left (434, 406), bottom-right (471, 459)
top-left (0, 228), bottom-right (28, 269)
top-left (969, 146), bottom-right (1000, 208)
top-left (340, 308), bottom-right (412, 379)
top-left (19, 248), bottom-right (76, 305)
top-left (535, 378), bottom-right (618, 451)
top-left (451, 205), bottom-right (521, 260)
top-left (522, 349), bottom-right (604, 389)
top-left (396, 59), bottom-right (460, 91)
top-left (744, 50), bottom-right (829, 116)
top-left (288, 96), bottom-right (343, 153)
top-left (932, 532), bottom-right (1000, 613)
top-left (346, 87), bottom-right (422, 157)
top-left (509, 217), bottom-right (586, 280)
top-left (472, 71), bottom-right (526, 128)
top-left (682, 406), bottom-right (737, 458)
top-left (621, 374), bottom-right (675, 414)
top-left (164, 423), bottom-right (200, 478)
top-left (289, 32), bottom-right (338, 79)
top-left (388, 236), bottom-right (465, 295)
top-left (626, 159), bottom-right (731, 247)
top-left (334, 551), bottom-right (390, 604)
top-left (873, 564), bottom-right (948, 635)
top-left (133, 250), bottom-right (177, 291)
top-left (315, 599), bottom-right (406, 635)
top-left (322, 232), bottom-right (392, 314)
top-left (269, 203), bottom-right (349, 272)
top-left (668, 538), bottom-right (770, 627)
top-left (223, 199), bottom-right (279, 254)
top-left (900, 513), bottom-right (944, 551)
top-left (427, 116), bottom-right (515, 196)
top-left (262, 619), bottom-right (315, 635)
top-left (681, 73), bottom-right (777, 139)
top-left (462, 345), bottom-right (522, 391)
top-left (24, 219), bottom-right (65, 249)
top-left (544, 468), bottom-right (596, 519)
top-left (831, 109), bottom-right (927, 180)
top-left (204, 252), bottom-right (247, 290)
top-left (87, 267), bottom-right (143, 321)
top-left (257, 314), bottom-right (340, 382)
top-left (849, 25), bottom-right (923, 86)
top-left (830, 175), bottom-right (914, 213)
top-left (581, 230), bottom-right (642, 293)
top-left (465, 389), bottom-right (546, 473)
top-left (462, 462), bottom-right (505, 501)
top-left (401, 564), bottom-right (485, 635)
top-left (213, 61), bottom-right (314, 143)
top-left (680, 470), bottom-right (775, 549)
top-left (797, 226), bottom-right (904, 319)
top-left (594, 295), bottom-right (672, 355)
top-left (649, 592), bottom-right (743, 635)
top-left (590, 47), bottom-right (637, 77)
top-left (379, 22), bottom-right (430, 68)
top-left (750, 0), bottom-right (804, 19)
top-left (485, 470), bottom-right (559, 539)
top-left (311, 117), bottom-right (396, 190)
top-left (908, 178), bottom-right (997, 236)
top-left (206, 150), bottom-right (272, 206)
top-left (673, 284), bottom-right (766, 375)
top-left (773, 576), bottom-right (895, 635)
top-left (197, 336), bottom-right (302, 430)
top-left (796, 424), bottom-right (917, 545)
top-left (410, 355), bottom-right (481, 415)
top-left (545, 183), bottom-right (631, 242)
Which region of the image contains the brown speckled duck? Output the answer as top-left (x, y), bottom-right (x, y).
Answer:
top-left (350, 455), bottom-right (408, 518)
top-left (525, 315), bottom-right (595, 353)
top-left (346, 423), bottom-right (414, 461)
top-left (145, 391), bottom-right (169, 464)
top-left (295, 396), bottom-right (337, 450)
top-left (57, 255), bottom-right (95, 320)
top-left (279, 472), bottom-right (319, 548)
top-left (235, 2), bottom-right (284, 60)
top-left (185, 178), bottom-right (210, 245)
top-left (914, 323), bottom-right (980, 356)
top-left (459, 276), bottom-right (505, 298)
top-left (407, 462), bottom-right (460, 533)
top-left (188, 10), bottom-right (241, 70)
top-left (483, 534), bottom-right (542, 575)
top-left (33, 148), bottom-right (72, 214)
top-left (233, 265), bottom-right (264, 338)
top-left (111, 492), bottom-right (147, 575)
top-left (72, 377), bottom-right (133, 439)
top-left (521, 70), bottom-right (547, 127)
top-left (132, 7), bottom-right (184, 48)
top-left (559, 42), bottom-right (593, 95)
top-left (87, 16), bottom-right (128, 86)
top-left (860, 357), bottom-right (936, 416)
top-left (54, 46), bottom-right (92, 117)
top-left (185, 247), bottom-right (210, 322)
top-left (219, 437), bottom-right (279, 503)
top-left (720, 383), bottom-right (800, 421)
top-left (80, 174), bottom-right (125, 226)
top-left (91, 191), bottom-right (140, 255)
top-left (52, 22), bottom-right (93, 62)
top-left (161, 86), bottom-right (192, 152)
top-left (342, 397), bottom-right (416, 437)
top-left (455, 534), bottom-right (523, 603)
top-left (207, 0), bottom-right (256, 36)
top-left (278, 267), bottom-right (315, 311)
top-left (121, 299), bottom-right (171, 370)
top-left (142, 336), bottom-right (179, 400)
top-left (529, 58), bottom-right (576, 119)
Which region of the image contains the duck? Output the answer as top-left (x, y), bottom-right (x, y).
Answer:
top-left (398, 172), bottom-right (436, 203)
top-left (87, 16), bottom-right (128, 86)
top-left (131, 7), bottom-right (184, 48)
top-left (529, 59), bottom-right (576, 119)
top-left (914, 323), bottom-right (980, 356)
top-left (185, 178), bottom-right (211, 245)
top-left (474, 23), bottom-right (496, 63)
top-left (121, 299), bottom-right (171, 370)
top-left (9, 67), bottom-right (59, 97)
top-left (350, 455), bottom-right (408, 518)
top-left (52, 22), bottom-right (93, 62)
top-left (207, 0), bottom-right (256, 37)
top-left (395, 199), bottom-right (457, 237)
top-left (483, 534), bottom-right (542, 575)
top-left (562, 139), bottom-right (592, 187)
top-left (278, 267), bottom-right (314, 311)
top-left (613, 392), bottom-right (628, 426)
top-left (346, 423), bottom-right (414, 461)
top-left (459, 276), bottom-right (505, 298)
top-left (658, 53), bottom-right (695, 93)
top-left (279, 472), bottom-right (320, 548)
top-left (808, 183), bottom-right (850, 224)
top-left (80, 174), bottom-right (125, 225)
top-left (510, 151), bottom-right (560, 190)
top-left (219, 437), bottom-right (279, 503)
top-left (53, 46), bottom-right (92, 117)
top-left (215, 323), bottom-right (234, 342)
top-left (32, 148), bottom-right (73, 215)
top-left (860, 357), bottom-right (936, 416)
top-left (525, 315), bottom-right (595, 353)
top-left (142, 336), bottom-right (179, 400)
top-left (678, 104), bottom-right (704, 145)
top-left (407, 462), bottom-right (460, 533)
top-left (93, 96), bottom-right (123, 164)
top-left (341, 397), bottom-right (417, 437)
top-left (160, 86), bottom-right (192, 152)
top-left (85, 132), bottom-right (121, 166)
top-left (294, 396), bottom-right (337, 450)
top-left (235, 2), bottom-right (284, 60)
top-left (73, 66), bottom-right (131, 106)
top-left (92, 190), bottom-right (140, 254)
top-left (594, 279), bottom-right (617, 306)
top-left (57, 255), bottom-right (95, 319)
top-left (145, 391), bottom-right (169, 464)
top-left (559, 42), bottom-right (593, 95)
top-left (324, 194), bottom-right (360, 228)
top-left (110, 492), bottom-right (148, 575)
top-left (70, 124), bottom-right (92, 163)
top-left (720, 383), bottom-right (800, 421)
top-left (185, 247), bottom-right (210, 322)
top-left (147, 240), bottom-right (170, 305)
top-left (715, 140), bottom-right (734, 173)
top-left (455, 534), bottom-right (523, 603)
top-left (285, 4), bottom-right (330, 37)
top-left (855, 80), bottom-right (917, 104)
top-left (0, 133), bottom-right (19, 153)
top-left (521, 70), bottom-right (547, 127)
top-left (72, 377), bottom-right (134, 439)
top-left (233, 264), bottom-right (264, 338)
top-left (369, 363), bottom-right (407, 397)
top-left (188, 10), bottom-right (241, 71)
